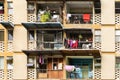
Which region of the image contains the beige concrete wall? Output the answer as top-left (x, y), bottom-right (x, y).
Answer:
top-left (101, 0), bottom-right (115, 24)
top-left (13, 0), bottom-right (27, 24)
top-left (101, 27), bottom-right (115, 52)
top-left (13, 26), bottom-right (27, 51)
top-left (101, 53), bottom-right (115, 79)
top-left (13, 53), bottom-right (27, 79)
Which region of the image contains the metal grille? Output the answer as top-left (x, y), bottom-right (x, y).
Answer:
top-left (94, 69), bottom-right (101, 79)
top-left (28, 69), bottom-right (36, 79)
top-left (115, 42), bottom-right (120, 52)
top-left (7, 69), bottom-right (13, 80)
top-left (8, 14), bottom-right (14, 23)
top-left (7, 41), bottom-right (13, 52)
top-left (115, 14), bottom-right (120, 24)
top-left (0, 14), bottom-right (4, 22)
top-left (94, 42), bottom-right (101, 50)
top-left (0, 69), bottom-right (4, 79)
top-left (27, 14), bottom-right (36, 22)
top-left (0, 41), bottom-right (5, 52)
top-left (94, 14), bottom-right (101, 24)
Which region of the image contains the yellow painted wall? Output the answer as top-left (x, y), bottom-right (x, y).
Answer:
top-left (13, 53), bottom-right (27, 79)
top-left (101, 0), bottom-right (115, 24)
top-left (101, 53), bottom-right (115, 79)
top-left (13, 0), bottom-right (27, 24)
top-left (13, 25), bottom-right (27, 51)
top-left (101, 27), bottom-right (115, 52)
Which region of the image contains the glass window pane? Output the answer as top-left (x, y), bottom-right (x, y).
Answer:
top-left (95, 30), bottom-right (101, 35)
top-left (56, 32), bottom-right (62, 42)
top-left (95, 36), bottom-right (101, 42)
top-left (0, 57), bottom-right (4, 69)
top-left (116, 57), bottom-right (120, 68)
top-left (8, 2), bottom-right (13, 8)
top-left (0, 2), bottom-right (4, 14)
top-left (0, 31), bottom-right (4, 41)
top-left (116, 36), bottom-right (120, 42)
top-left (7, 56), bottom-right (13, 69)
top-left (8, 9), bottom-right (13, 14)
top-left (44, 34), bottom-right (54, 42)
top-left (29, 30), bottom-right (34, 40)
top-left (116, 30), bottom-right (120, 35)
top-left (8, 30), bottom-right (13, 40)
top-left (27, 3), bottom-right (35, 14)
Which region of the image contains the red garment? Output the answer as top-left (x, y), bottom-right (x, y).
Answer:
top-left (72, 40), bottom-right (78, 48)
top-left (83, 14), bottom-right (90, 23)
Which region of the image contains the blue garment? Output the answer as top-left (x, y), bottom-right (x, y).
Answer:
top-left (75, 67), bottom-right (82, 79)
top-left (88, 70), bottom-right (93, 78)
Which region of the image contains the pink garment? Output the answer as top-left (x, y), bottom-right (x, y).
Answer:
top-left (64, 65), bottom-right (75, 72)
top-left (39, 55), bottom-right (42, 64)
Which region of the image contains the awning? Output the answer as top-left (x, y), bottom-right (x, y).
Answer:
top-left (23, 50), bottom-right (63, 56)
top-left (0, 22), bottom-right (14, 29)
top-left (27, 0), bottom-right (100, 1)
top-left (22, 22), bottom-right (63, 30)
top-left (23, 49), bottom-right (101, 58)
top-left (64, 28), bottom-right (93, 34)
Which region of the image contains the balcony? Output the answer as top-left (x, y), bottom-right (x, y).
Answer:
top-left (66, 14), bottom-right (93, 24)
top-left (64, 39), bottom-right (93, 49)
top-left (27, 1), bottom-right (63, 23)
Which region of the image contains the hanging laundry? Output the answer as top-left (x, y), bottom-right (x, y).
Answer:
top-left (83, 14), bottom-right (90, 23)
top-left (39, 55), bottom-right (42, 64)
top-left (39, 55), bottom-right (44, 64)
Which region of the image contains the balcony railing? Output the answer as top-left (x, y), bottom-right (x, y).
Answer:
top-left (64, 39), bottom-right (93, 49)
top-left (66, 14), bottom-right (93, 24)
top-left (28, 40), bottom-right (95, 50)
top-left (27, 13), bottom-right (62, 23)
top-left (27, 68), bottom-right (102, 79)
top-left (37, 41), bottom-right (63, 50)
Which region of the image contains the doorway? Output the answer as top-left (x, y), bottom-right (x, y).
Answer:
top-left (68, 58), bottom-right (93, 79)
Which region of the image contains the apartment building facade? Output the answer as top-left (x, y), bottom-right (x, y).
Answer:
top-left (0, 0), bottom-right (120, 80)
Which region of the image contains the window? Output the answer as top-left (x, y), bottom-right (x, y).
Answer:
top-left (8, 30), bottom-right (13, 40)
top-left (116, 57), bottom-right (120, 68)
top-left (94, 30), bottom-right (101, 42)
top-left (94, 1), bottom-right (101, 13)
top-left (7, 56), bottom-right (13, 69)
top-left (8, 2), bottom-right (13, 14)
top-left (0, 31), bottom-right (4, 41)
top-left (94, 58), bottom-right (101, 69)
top-left (0, 57), bottom-right (4, 69)
top-left (44, 34), bottom-right (54, 42)
top-left (115, 2), bottom-right (120, 13)
top-left (0, 2), bottom-right (4, 14)
top-left (48, 57), bottom-right (63, 70)
top-left (29, 30), bottom-right (35, 40)
top-left (27, 2), bottom-right (35, 14)
top-left (27, 56), bottom-right (35, 68)
top-left (115, 30), bottom-right (120, 42)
